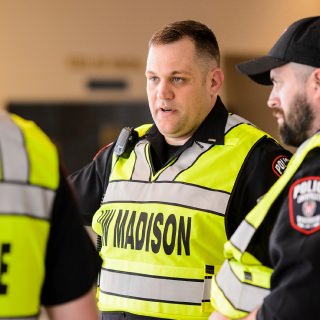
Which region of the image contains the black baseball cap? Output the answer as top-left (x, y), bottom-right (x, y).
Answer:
top-left (236, 16), bottom-right (320, 85)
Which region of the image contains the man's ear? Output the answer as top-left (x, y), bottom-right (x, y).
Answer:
top-left (209, 68), bottom-right (224, 96)
top-left (314, 68), bottom-right (320, 81)
top-left (312, 69), bottom-right (320, 94)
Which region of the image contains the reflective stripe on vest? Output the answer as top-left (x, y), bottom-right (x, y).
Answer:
top-left (103, 180), bottom-right (230, 215)
top-left (215, 260), bottom-right (270, 311)
top-left (100, 267), bottom-right (211, 304)
top-left (211, 132), bottom-right (320, 318)
top-left (0, 184), bottom-right (55, 219)
top-left (0, 113), bottom-right (29, 181)
top-left (224, 114), bottom-right (250, 133)
top-left (0, 113), bottom-right (58, 319)
top-left (132, 140), bottom-right (213, 181)
top-left (0, 113), bottom-right (55, 218)
top-left (93, 117), bottom-right (269, 319)
top-left (228, 219), bottom-right (255, 254)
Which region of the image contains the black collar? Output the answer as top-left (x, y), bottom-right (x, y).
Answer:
top-left (192, 95), bottom-right (227, 145)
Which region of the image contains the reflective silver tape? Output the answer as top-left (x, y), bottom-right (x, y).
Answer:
top-left (131, 141), bottom-right (151, 181)
top-left (157, 142), bottom-right (211, 181)
top-left (103, 181), bottom-right (229, 215)
top-left (225, 114), bottom-right (251, 134)
top-left (0, 112), bottom-right (29, 181)
top-left (0, 183), bottom-right (55, 219)
top-left (131, 115), bottom-right (250, 181)
top-left (216, 261), bottom-right (269, 312)
top-left (230, 220), bottom-right (256, 252)
top-left (203, 277), bottom-right (212, 301)
top-left (100, 268), bottom-right (211, 304)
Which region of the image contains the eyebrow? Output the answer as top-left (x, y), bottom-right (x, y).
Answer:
top-left (145, 70), bottom-right (192, 76)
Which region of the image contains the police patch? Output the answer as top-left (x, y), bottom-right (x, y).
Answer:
top-left (289, 177), bottom-right (320, 235)
top-left (272, 155), bottom-right (290, 177)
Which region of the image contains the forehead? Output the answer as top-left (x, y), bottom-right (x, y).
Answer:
top-left (270, 63), bottom-right (295, 79)
top-left (146, 38), bottom-right (199, 74)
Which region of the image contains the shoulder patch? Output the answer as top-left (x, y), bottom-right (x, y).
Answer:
top-left (289, 177), bottom-right (320, 235)
top-left (272, 155), bottom-right (290, 177)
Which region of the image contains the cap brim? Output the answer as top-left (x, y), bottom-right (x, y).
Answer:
top-left (236, 56), bottom-right (287, 85)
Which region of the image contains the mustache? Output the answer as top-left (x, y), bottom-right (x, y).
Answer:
top-left (272, 108), bottom-right (284, 118)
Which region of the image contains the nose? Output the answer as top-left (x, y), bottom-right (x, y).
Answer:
top-left (157, 80), bottom-right (174, 100)
top-left (267, 88), bottom-right (279, 109)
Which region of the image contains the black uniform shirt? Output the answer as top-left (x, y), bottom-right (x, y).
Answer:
top-left (69, 97), bottom-right (292, 239)
top-left (257, 148), bottom-right (320, 320)
top-left (41, 166), bottom-right (102, 306)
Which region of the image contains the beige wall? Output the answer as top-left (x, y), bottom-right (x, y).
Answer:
top-left (0, 1), bottom-right (319, 144)
top-left (0, 0), bottom-right (318, 103)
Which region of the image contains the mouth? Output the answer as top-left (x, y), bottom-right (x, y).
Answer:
top-left (272, 112), bottom-right (284, 126)
top-left (272, 110), bottom-right (283, 120)
top-left (158, 104), bottom-right (174, 113)
top-left (161, 107), bottom-right (173, 112)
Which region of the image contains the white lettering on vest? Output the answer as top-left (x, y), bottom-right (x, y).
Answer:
top-left (274, 157), bottom-right (290, 176)
top-left (297, 215), bottom-right (320, 228)
top-left (293, 180), bottom-right (320, 203)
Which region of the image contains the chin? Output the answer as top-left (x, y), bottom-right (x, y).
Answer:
top-left (277, 118), bottom-right (284, 127)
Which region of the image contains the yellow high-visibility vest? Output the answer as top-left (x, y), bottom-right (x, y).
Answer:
top-left (0, 113), bottom-right (59, 319)
top-left (211, 132), bottom-right (320, 319)
top-left (92, 115), bottom-right (270, 319)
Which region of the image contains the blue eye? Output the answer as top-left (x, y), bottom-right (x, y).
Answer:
top-left (148, 76), bottom-right (159, 83)
top-left (172, 77), bottom-right (183, 84)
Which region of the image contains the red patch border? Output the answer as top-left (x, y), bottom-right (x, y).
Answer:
top-left (289, 176), bottom-right (320, 235)
top-left (93, 143), bottom-right (113, 160)
top-left (272, 155), bottom-right (289, 177)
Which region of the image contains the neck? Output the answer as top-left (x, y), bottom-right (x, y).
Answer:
top-left (165, 135), bottom-right (191, 146)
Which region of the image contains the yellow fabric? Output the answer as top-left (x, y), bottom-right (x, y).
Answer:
top-left (93, 122), bottom-right (268, 319)
top-left (211, 133), bottom-right (320, 319)
top-left (0, 217), bottom-right (50, 315)
top-left (229, 259), bottom-right (271, 289)
top-left (10, 114), bottom-right (59, 189)
top-left (211, 276), bottom-right (248, 319)
top-left (0, 114), bottom-right (59, 317)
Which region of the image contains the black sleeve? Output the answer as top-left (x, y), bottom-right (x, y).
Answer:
top-left (68, 144), bottom-right (114, 225)
top-left (226, 137), bottom-right (292, 238)
top-left (257, 148), bottom-right (320, 320)
top-left (41, 167), bottom-right (102, 306)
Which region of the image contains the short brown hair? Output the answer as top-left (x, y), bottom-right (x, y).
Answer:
top-left (149, 20), bottom-right (220, 66)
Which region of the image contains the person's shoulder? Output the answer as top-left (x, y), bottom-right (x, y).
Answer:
top-left (297, 147), bottom-right (320, 173)
top-left (227, 117), bottom-right (271, 142)
top-left (246, 136), bottom-right (292, 177)
top-left (232, 121), bottom-right (290, 154)
top-left (93, 142), bottom-right (114, 160)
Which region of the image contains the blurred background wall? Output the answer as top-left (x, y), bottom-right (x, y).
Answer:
top-left (1, 0), bottom-right (319, 171)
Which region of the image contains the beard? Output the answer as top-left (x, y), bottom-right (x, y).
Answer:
top-left (279, 93), bottom-right (314, 147)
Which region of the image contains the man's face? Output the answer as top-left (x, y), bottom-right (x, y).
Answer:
top-left (268, 63), bottom-right (315, 147)
top-left (145, 38), bottom-right (217, 145)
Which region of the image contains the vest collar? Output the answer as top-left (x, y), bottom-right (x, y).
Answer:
top-left (144, 96), bottom-right (228, 169)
